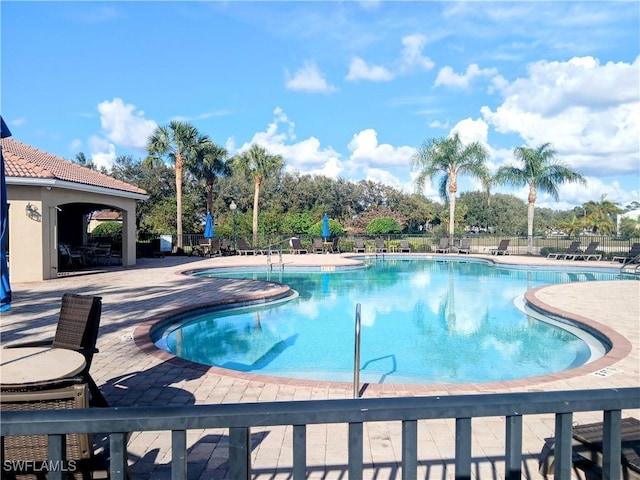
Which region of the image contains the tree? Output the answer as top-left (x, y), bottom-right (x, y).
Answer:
top-left (230, 144), bottom-right (284, 246)
top-left (495, 143), bottom-right (586, 254)
top-left (583, 194), bottom-right (622, 235)
top-left (366, 216), bottom-right (402, 235)
top-left (189, 142), bottom-right (230, 215)
top-left (412, 132), bottom-right (488, 244)
top-left (147, 121), bottom-right (211, 248)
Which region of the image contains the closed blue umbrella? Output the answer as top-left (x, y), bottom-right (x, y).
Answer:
top-left (1, 116), bottom-right (12, 312)
top-left (322, 213), bottom-right (330, 240)
top-left (204, 212), bottom-right (214, 239)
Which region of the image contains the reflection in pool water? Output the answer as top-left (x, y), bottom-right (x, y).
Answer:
top-left (155, 259), bottom-right (620, 384)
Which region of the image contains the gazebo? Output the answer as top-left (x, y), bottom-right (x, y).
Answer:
top-left (1, 137), bottom-right (148, 282)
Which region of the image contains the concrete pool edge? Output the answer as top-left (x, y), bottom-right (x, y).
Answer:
top-left (133, 263), bottom-right (636, 395)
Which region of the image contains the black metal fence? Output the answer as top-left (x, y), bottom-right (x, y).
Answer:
top-left (138, 233), bottom-right (640, 260)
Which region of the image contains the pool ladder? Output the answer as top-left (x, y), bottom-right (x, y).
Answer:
top-left (620, 253), bottom-right (640, 278)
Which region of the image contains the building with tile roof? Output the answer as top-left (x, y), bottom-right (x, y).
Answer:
top-left (1, 137), bottom-right (148, 282)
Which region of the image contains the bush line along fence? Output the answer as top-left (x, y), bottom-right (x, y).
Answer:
top-left (133, 234), bottom-right (640, 260)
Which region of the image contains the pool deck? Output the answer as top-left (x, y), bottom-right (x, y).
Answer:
top-left (1, 252), bottom-right (638, 479)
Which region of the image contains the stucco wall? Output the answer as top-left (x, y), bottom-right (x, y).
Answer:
top-left (7, 184), bottom-right (139, 282)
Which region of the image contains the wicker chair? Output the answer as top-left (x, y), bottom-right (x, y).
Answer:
top-left (1, 383), bottom-right (94, 480)
top-left (4, 294), bottom-right (107, 407)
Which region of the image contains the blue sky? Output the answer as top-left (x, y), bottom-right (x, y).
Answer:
top-left (2, 1), bottom-right (639, 210)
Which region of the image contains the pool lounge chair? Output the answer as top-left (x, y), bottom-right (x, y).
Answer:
top-left (375, 237), bottom-right (387, 253)
top-left (236, 237), bottom-right (258, 255)
top-left (571, 241), bottom-right (601, 261)
top-left (312, 237), bottom-right (324, 254)
top-left (458, 238), bottom-right (472, 254)
top-left (399, 240), bottom-right (411, 253)
top-left (435, 237), bottom-right (450, 253)
top-left (539, 417), bottom-right (640, 479)
top-left (547, 241), bottom-right (581, 260)
top-left (353, 238), bottom-right (366, 253)
top-left (613, 243), bottom-right (640, 264)
top-left (328, 237), bottom-right (340, 253)
top-left (289, 237), bottom-right (308, 254)
top-left (4, 293), bottom-right (108, 408)
top-left (490, 239), bottom-right (510, 255)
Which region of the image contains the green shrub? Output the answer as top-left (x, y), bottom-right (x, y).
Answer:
top-left (366, 217), bottom-right (401, 234)
top-left (91, 222), bottom-right (122, 243)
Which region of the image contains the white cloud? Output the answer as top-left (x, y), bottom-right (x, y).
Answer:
top-left (398, 34), bottom-right (435, 73)
top-left (346, 57), bottom-right (394, 82)
top-left (481, 56), bottom-right (640, 177)
top-left (97, 98), bottom-right (157, 150)
top-left (435, 64), bottom-right (498, 89)
top-left (88, 135), bottom-right (116, 169)
top-left (450, 117), bottom-right (489, 146)
top-left (285, 61), bottom-right (338, 94)
top-left (237, 107), bottom-right (343, 177)
top-left (347, 128), bottom-right (416, 168)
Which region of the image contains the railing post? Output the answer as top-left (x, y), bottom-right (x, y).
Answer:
top-left (505, 415), bottom-right (522, 480)
top-left (455, 417), bottom-right (472, 480)
top-left (230, 427), bottom-right (251, 479)
top-left (171, 429), bottom-right (187, 480)
top-left (554, 412), bottom-right (573, 479)
top-left (602, 410), bottom-right (622, 480)
top-left (353, 303), bottom-right (361, 398)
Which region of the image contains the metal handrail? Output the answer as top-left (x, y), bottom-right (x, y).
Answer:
top-left (353, 303), bottom-right (361, 398)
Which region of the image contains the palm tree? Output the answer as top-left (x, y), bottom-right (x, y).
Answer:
top-left (412, 132), bottom-right (488, 245)
top-left (189, 142), bottom-right (230, 215)
top-left (495, 143), bottom-right (586, 254)
top-left (230, 144), bottom-right (284, 247)
top-left (147, 121), bottom-right (211, 248)
top-left (583, 194), bottom-right (622, 235)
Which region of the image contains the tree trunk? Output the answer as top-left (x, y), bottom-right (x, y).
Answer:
top-left (527, 185), bottom-right (536, 255)
top-left (252, 179), bottom-right (260, 247)
top-left (175, 154), bottom-right (184, 249)
top-left (449, 194), bottom-right (456, 246)
top-left (448, 173), bottom-right (457, 246)
top-left (206, 177), bottom-right (214, 214)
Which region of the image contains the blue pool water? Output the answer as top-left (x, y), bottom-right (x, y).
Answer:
top-left (154, 258), bottom-right (621, 384)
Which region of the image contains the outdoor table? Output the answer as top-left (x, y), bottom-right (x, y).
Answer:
top-left (323, 241), bottom-right (332, 253)
top-left (0, 347), bottom-right (86, 389)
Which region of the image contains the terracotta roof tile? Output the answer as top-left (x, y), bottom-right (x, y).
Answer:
top-left (1, 137), bottom-right (147, 196)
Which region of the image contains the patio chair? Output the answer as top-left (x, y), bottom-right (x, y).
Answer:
top-left (435, 237), bottom-right (450, 253)
top-left (328, 237), bottom-right (340, 253)
top-left (312, 237), bottom-right (324, 254)
top-left (0, 383), bottom-right (103, 480)
top-left (58, 243), bottom-right (85, 269)
top-left (613, 243), bottom-right (640, 264)
top-left (289, 237), bottom-right (308, 254)
top-left (571, 241), bottom-right (601, 261)
top-left (489, 239), bottom-right (510, 255)
top-left (458, 238), bottom-right (472, 254)
top-left (236, 237), bottom-right (257, 255)
top-left (399, 240), bottom-right (411, 253)
top-left (375, 237), bottom-right (387, 253)
top-left (547, 241), bottom-right (581, 260)
top-left (353, 238), bottom-right (366, 253)
top-left (221, 239), bottom-right (235, 255)
top-left (4, 293), bottom-right (108, 408)
top-left (539, 417), bottom-right (640, 479)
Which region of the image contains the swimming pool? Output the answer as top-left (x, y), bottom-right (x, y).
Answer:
top-left (154, 258), bottom-right (622, 384)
